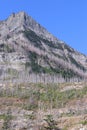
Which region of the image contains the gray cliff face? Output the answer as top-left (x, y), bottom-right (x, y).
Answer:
top-left (0, 11), bottom-right (87, 82)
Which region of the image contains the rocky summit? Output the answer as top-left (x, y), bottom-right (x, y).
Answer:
top-left (0, 12), bottom-right (87, 130)
top-left (0, 11), bottom-right (87, 83)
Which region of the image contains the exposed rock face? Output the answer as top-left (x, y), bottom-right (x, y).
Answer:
top-left (0, 11), bottom-right (87, 83)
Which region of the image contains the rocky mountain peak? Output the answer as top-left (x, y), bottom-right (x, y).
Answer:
top-left (3, 11), bottom-right (59, 42)
top-left (0, 11), bottom-right (87, 83)
top-left (7, 11), bottom-right (29, 24)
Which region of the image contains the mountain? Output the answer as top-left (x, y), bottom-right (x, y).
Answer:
top-left (0, 11), bottom-right (87, 83)
top-left (0, 12), bottom-right (87, 130)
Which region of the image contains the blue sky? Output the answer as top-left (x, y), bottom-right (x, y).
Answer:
top-left (0, 0), bottom-right (87, 55)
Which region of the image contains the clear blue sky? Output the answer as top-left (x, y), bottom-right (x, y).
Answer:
top-left (0, 0), bottom-right (87, 55)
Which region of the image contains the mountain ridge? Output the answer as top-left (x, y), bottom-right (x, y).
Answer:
top-left (0, 11), bottom-right (87, 83)
top-left (3, 11), bottom-right (59, 42)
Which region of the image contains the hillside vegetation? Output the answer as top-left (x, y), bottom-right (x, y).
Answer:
top-left (0, 82), bottom-right (87, 130)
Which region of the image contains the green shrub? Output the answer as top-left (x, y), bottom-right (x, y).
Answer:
top-left (81, 120), bottom-right (87, 125)
top-left (2, 108), bottom-right (12, 130)
top-left (44, 115), bottom-right (61, 130)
